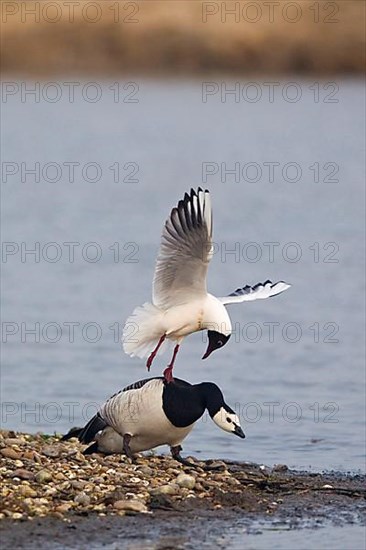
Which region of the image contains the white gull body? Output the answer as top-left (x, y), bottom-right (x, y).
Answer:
top-left (122, 188), bottom-right (290, 378)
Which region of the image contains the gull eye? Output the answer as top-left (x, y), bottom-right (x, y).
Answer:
top-left (226, 417), bottom-right (232, 423)
top-left (218, 340), bottom-right (223, 346)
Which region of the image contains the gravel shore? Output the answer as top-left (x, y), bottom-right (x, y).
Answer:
top-left (1, 430), bottom-right (365, 548)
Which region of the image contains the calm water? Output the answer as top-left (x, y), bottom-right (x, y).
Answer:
top-left (1, 78), bottom-right (365, 475)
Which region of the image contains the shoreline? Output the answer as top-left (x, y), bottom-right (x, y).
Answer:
top-left (0, 430), bottom-right (365, 547)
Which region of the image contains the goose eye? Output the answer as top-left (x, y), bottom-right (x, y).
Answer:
top-left (218, 340), bottom-right (223, 346)
top-left (226, 417), bottom-right (232, 423)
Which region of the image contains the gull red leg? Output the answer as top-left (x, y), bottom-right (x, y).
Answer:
top-left (163, 344), bottom-right (180, 383)
top-left (146, 334), bottom-right (166, 371)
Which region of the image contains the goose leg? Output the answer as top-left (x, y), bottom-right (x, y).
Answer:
top-left (170, 444), bottom-right (194, 467)
top-left (146, 334), bottom-right (166, 371)
top-left (123, 433), bottom-right (134, 461)
top-left (163, 344), bottom-right (180, 383)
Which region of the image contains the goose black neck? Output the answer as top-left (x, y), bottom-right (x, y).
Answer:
top-left (196, 382), bottom-right (226, 418)
top-left (162, 379), bottom-right (225, 428)
top-left (162, 379), bottom-right (207, 428)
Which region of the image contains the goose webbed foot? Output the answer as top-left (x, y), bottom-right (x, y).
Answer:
top-left (170, 445), bottom-right (196, 467)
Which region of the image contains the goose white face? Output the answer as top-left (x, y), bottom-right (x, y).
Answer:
top-left (212, 407), bottom-right (245, 438)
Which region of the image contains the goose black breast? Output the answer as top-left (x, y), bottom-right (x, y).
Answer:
top-left (162, 380), bottom-right (206, 428)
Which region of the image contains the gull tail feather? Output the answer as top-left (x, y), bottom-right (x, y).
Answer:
top-left (122, 302), bottom-right (172, 359)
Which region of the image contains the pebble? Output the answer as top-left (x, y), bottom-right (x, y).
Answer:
top-left (138, 466), bottom-right (153, 476)
top-left (35, 469), bottom-right (52, 483)
top-left (151, 483), bottom-right (179, 496)
top-left (70, 480), bottom-right (86, 490)
top-left (4, 438), bottom-right (25, 446)
top-left (19, 485), bottom-right (37, 498)
top-left (74, 493), bottom-right (91, 506)
top-left (1, 448), bottom-right (20, 460)
top-left (206, 460), bottom-right (226, 471)
top-left (55, 503), bottom-right (72, 513)
top-left (176, 473), bottom-right (196, 490)
top-left (113, 500), bottom-right (148, 513)
top-left (42, 445), bottom-right (60, 458)
top-left (273, 464), bottom-right (289, 472)
top-left (11, 468), bottom-right (34, 480)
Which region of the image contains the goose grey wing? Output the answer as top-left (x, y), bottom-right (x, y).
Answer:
top-left (153, 188), bottom-right (213, 309)
top-left (219, 280), bottom-right (291, 304)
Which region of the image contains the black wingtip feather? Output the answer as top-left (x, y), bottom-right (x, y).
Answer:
top-left (83, 442), bottom-right (100, 455)
top-left (78, 413), bottom-right (107, 444)
top-left (60, 427), bottom-right (83, 441)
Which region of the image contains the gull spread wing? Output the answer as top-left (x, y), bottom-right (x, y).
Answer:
top-left (152, 188), bottom-right (213, 309)
top-left (219, 280), bottom-right (291, 305)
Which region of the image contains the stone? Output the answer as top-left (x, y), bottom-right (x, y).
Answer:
top-left (19, 485), bottom-right (37, 498)
top-left (42, 445), bottom-right (60, 458)
top-left (205, 460), bottom-right (226, 471)
top-left (35, 470), bottom-right (52, 483)
top-left (137, 466), bottom-right (153, 476)
top-left (151, 483), bottom-right (179, 496)
top-left (11, 469), bottom-right (34, 480)
top-left (55, 503), bottom-right (72, 513)
top-left (176, 473), bottom-right (196, 490)
top-left (74, 493), bottom-right (91, 506)
top-left (113, 500), bottom-right (148, 513)
top-left (4, 438), bottom-right (25, 446)
top-left (1, 448), bottom-right (20, 460)
top-left (273, 464), bottom-right (288, 472)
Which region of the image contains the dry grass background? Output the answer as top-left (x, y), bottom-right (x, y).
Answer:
top-left (1, 0), bottom-right (365, 75)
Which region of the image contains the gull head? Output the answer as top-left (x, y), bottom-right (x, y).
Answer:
top-left (202, 331), bottom-right (231, 359)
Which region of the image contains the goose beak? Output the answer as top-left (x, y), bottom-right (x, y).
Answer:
top-left (233, 425), bottom-right (245, 439)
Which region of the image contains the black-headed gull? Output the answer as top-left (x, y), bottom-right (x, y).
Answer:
top-left (123, 188), bottom-right (290, 381)
top-left (61, 376), bottom-right (244, 463)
